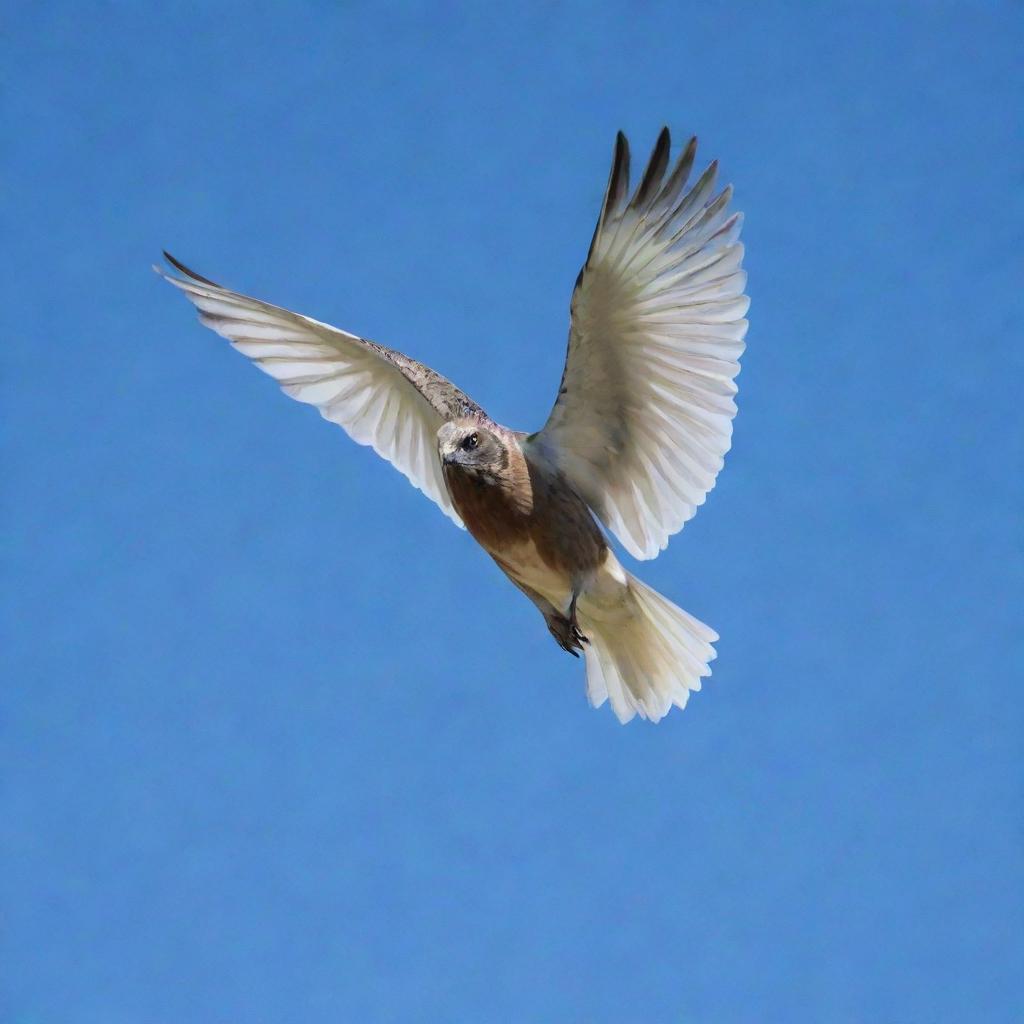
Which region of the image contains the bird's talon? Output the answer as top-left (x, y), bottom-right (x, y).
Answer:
top-left (547, 610), bottom-right (587, 657)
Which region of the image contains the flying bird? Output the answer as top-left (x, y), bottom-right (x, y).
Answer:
top-left (159, 128), bottom-right (748, 723)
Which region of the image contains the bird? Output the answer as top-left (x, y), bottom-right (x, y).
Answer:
top-left (158, 127), bottom-right (748, 723)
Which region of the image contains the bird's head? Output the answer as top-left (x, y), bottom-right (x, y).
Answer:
top-left (438, 419), bottom-right (505, 477)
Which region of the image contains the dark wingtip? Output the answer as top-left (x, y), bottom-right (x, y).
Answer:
top-left (631, 126), bottom-right (672, 209)
top-left (575, 129), bottom-right (637, 282)
top-left (161, 251), bottom-right (222, 288)
top-left (581, 131), bottom-right (630, 271)
top-left (658, 126), bottom-right (671, 163)
top-left (608, 131), bottom-right (630, 207)
top-left (614, 130), bottom-right (629, 166)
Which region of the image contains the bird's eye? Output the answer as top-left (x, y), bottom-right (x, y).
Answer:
top-left (463, 432), bottom-right (479, 451)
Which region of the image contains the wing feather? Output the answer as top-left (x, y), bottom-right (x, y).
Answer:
top-left (530, 131), bottom-right (748, 559)
top-left (158, 254), bottom-right (484, 527)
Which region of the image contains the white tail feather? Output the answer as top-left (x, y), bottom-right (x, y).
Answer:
top-left (577, 574), bottom-right (717, 723)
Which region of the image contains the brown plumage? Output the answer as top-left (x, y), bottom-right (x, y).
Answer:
top-left (159, 128), bottom-right (748, 722)
top-left (437, 419), bottom-right (609, 657)
top-left (441, 421), bottom-right (606, 576)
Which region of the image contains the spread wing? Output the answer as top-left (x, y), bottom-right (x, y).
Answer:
top-left (157, 253), bottom-right (484, 527)
top-left (530, 129), bottom-right (748, 559)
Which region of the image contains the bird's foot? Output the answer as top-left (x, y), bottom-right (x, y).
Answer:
top-left (546, 598), bottom-right (589, 657)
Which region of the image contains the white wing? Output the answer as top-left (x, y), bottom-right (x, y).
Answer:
top-left (158, 254), bottom-right (486, 527)
top-left (530, 129), bottom-right (748, 559)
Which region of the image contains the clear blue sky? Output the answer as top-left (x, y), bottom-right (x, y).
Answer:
top-left (4, 3), bottom-right (1022, 1021)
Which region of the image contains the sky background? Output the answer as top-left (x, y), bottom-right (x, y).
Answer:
top-left (3, 3), bottom-right (1023, 1022)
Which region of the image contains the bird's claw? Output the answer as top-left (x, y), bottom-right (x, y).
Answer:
top-left (546, 606), bottom-right (589, 657)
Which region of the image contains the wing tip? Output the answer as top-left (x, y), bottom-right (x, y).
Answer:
top-left (631, 127), bottom-right (672, 210)
top-left (583, 130), bottom-right (631, 269)
top-left (160, 251), bottom-right (223, 288)
top-left (610, 131), bottom-right (630, 196)
top-left (654, 124), bottom-right (671, 159)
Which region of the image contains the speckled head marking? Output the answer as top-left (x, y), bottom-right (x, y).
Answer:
top-left (437, 419), bottom-right (507, 480)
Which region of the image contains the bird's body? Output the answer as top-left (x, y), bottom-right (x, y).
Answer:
top-left (441, 422), bottom-right (606, 607)
top-left (160, 128), bottom-right (748, 722)
top-left (442, 424), bottom-right (631, 662)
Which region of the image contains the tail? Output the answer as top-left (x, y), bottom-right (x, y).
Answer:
top-left (576, 573), bottom-right (718, 724)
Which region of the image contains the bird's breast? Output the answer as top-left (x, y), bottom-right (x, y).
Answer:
top-left (444, 465), bottom-right (532, 551)
top-left (443, 455), bottom-right (607, 585)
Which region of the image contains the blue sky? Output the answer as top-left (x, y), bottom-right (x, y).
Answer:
top-left (3, 3), bottom-right (1022, 1021)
